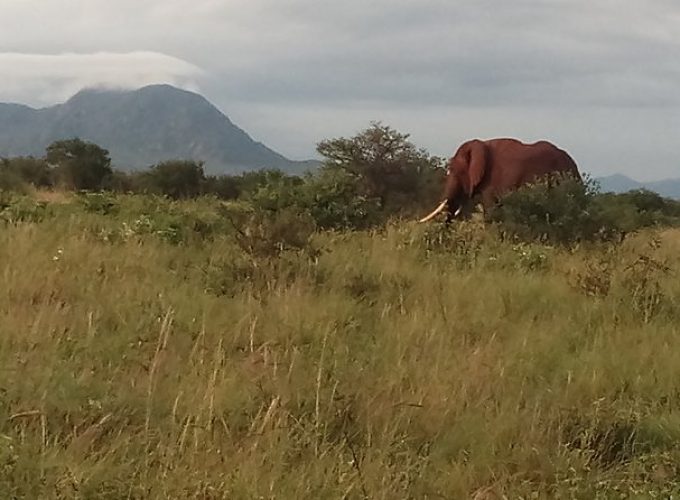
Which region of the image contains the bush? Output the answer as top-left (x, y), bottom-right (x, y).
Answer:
top-left (0, 164), bottom-right (29, 193)
top-left (417, 220), bottom-right (488, 267)
top-left (298, 168), bottom-right (381, 230)
top-left (243, 170), bottom-right (303, 212)
top-left (138, 160), bottom-right (206, 199)
top-left (0, 195), bottom-right (51, 223)
top-left (488, 174), bottom-right (613, 244)
top-left (77, 192), bottom-right (119, 215)
top-left (594, 190), bottom-right (680, 232)
top-left (1, 157), bottom-right (52, 188)
top-left (203, 175), bottom-right (241, 200)
top-left (103, 170), bottom-right (136, 193)
top-left (224, 205), bottom-right (317, 259)
top-left (234, 169), bottom-right (295, 196)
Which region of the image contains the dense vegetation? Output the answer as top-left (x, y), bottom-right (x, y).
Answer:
top-left (3, 125), bottom-right (680, 239)
top-left (2, 125), bottom-right (680, 498)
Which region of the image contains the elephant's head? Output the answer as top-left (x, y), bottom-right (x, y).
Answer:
top-left (419, 139), bottom-right (487, 223)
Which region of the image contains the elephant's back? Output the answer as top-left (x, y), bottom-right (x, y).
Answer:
top-left (487, 138), bottom-right (578, 170)
top-left (484, 138), bottom-right (580, 189)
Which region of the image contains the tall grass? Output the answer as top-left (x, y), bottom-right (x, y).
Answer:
top-left (2, 193), bottom-right (680, 498)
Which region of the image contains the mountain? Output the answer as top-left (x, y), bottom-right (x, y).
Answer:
top-left (0, 85), bottom-right (316, 174)
top-left (596, 174), bottom-right (680, 199)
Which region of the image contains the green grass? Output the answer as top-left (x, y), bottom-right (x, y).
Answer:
top-left (2, 192), bottom-right (680, 498)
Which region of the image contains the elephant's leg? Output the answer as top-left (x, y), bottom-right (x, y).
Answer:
top-left (445, 201), bottom-right (464, 224)
top-left (445, 206), bottom-right (456, 224)
top-left (480, 191), bottom-right (496, 220)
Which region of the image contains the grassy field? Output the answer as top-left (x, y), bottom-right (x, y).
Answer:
top-left (2, 192), bottom-right (680, 498)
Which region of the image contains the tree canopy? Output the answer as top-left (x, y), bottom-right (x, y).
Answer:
top-left (46, 138), bottom-right (112, 190)
top-left (316, 122), bottom-right (444, 215)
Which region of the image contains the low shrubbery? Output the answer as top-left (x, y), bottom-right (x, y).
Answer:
top-left (0, 165), bottom-right (28, 193)
top-left (489, 175), bottom-right (680, 244)
top-left (2, 125), bottom-right (680, 245)
top-left (0, 192), bottom-right (52, 223)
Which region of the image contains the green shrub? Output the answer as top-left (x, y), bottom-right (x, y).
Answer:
top-left (490, 176), bottom-right (680, 246)
top-left (244, 171), bottom-right (303, 212)
top-left (617, 189), bottom-right (680, 216)
top-left (202, 252), bottom-right (257, 297)
top-left (203, 175), bottom-right (241, 200)
top-left (225, 205), bottom-right (317, 259)
top-left (77, 192), bottom-right (119, 215)
top-left (0, 196), bottom-right (51, 223)
top-left (416, 219), bottom-right (490, 269)
top-left (0, 165), bottom-right (29, 194)
top-left (234, 169), bottom-right (297, 196)
top-left (1, 156), bottom-right (51, 188)
top-left (511, 242), bottom-right (550, 272)
top-left (137, 160), bottom-right (206, 199)
top-left (102, 170), bottom-right (136, 193)
top-left (594, 189), bottom-right (680, 231)
top-left (489, 174), bottom-right (611, 244)
top-left (298, 168), bottom-right (381, 230)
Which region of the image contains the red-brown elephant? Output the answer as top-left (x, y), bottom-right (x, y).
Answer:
top-left (420, 138), bottom-right (581, 222)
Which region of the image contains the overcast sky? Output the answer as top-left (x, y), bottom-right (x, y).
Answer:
top-left (2, 0), bottom-right (679, 180)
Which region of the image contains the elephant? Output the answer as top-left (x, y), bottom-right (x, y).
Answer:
top-left (419, 138), bottom-right (581, 223)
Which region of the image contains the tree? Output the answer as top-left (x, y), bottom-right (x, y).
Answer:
top-left (316, 122), bottom-right (443, 217)
top-left (141, 160), bottom-right (206, 199)
top-left (46, 138), bottom-right (112, 190)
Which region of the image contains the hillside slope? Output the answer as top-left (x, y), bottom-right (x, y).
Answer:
top-left (0, 85), bottom-right (315, 174)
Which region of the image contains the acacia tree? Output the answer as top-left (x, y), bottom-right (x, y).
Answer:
top-left (46, 138), bottom-right (112, 190)
top-left (316, 122), bottom-right (444, 216)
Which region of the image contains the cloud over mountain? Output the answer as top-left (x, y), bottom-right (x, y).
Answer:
top-left (0, 52), bottom-right (202, 107)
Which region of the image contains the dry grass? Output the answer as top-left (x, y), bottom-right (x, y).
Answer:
top-left (2, 194), bottom-right (680, 498)
top-left (30, 188), bottom-right (74, 204)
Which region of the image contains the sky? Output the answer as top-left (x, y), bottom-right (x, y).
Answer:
top-left (2, 0), bottom-right (679, 180)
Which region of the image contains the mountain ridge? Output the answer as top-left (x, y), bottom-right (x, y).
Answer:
top-left (596, 173), bottom-right (680, 199)
top-left (0, 84), bottom-right (315, 175)
top-left (0, 89), bottom-right (674, 189)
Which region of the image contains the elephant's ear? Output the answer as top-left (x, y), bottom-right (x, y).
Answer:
top-left (466, 140), bottom-right (487, 194)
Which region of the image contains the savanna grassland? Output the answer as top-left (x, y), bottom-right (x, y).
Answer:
top-left (2, 191), bottom-right (680, 499)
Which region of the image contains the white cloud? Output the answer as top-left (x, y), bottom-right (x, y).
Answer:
top-left (0, 52), bottom-right (202, 106)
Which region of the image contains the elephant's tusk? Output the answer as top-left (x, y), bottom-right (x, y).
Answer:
top-left (418, 200), bottom-right (448, 223)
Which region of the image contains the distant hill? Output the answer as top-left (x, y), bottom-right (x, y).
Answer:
top-left (596, 174), bottom-right (680, 199)
top-left (0, 85), bottom-right (317, 175)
